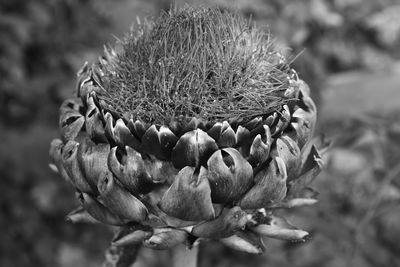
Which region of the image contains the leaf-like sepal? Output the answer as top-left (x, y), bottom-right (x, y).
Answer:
top-left (112, 224), bottom-right (153, 246)
top-left (66, 207), bottom-right (99, 224)
top-left (159, 166), bottom-right (215, 221)
top-left (220, 231), bottom-right (265, 254)
top-left (142, 125), bottom-right (178, 160)
top-left (251, 214), bottom-right (310, 241)
top-left (77, 193), bottom-right (124, 225)
top-left (207, 122), bottom-right (223, 140)
top-left (218, 123), bottom-right (236, 148)
top-left (248, 125), bottom-right (272, 166)
top-left (143, 228), bottom-right (188, 250)
top-left (143, 157), bottom-right (179, 183)
top-left (183, 117), bottom-right (207, 132)
top-left (108, 146), bottom-right (156, 194)
top-left (244, 116), bottom-right (262, 131)
top-left (59, 98), bottom-right (85, 142)
top-left (239, 157), bottom-right (287, 209)
top-left (85, 96), bottom-right (107, 143)
top-left (106, 115), bottom-right (141, 151)
top-left (191, 207), bottom-right (250, 238)
top-left (49, 139), bottom-right (71, 182)
top-left (77, 137), bottom-right (110, 190)
top-left (288, 145), bottom-right (323, 196)
top-left (207, 148), bottom-right (253, 203)
top-left (129, 120), bottom-right (148, 140)
top-left (275, 135), bottom-right (301, 181)
top-left (171, 129), bottom-right (218, 169)
top-left (271, 104), bottom-right (290, 136)
top-left (61, 140), bottom-right (93, 193)
top-left (289, 83), bottom-right (317, 151)
top-left (98, 170), bottom-right (148, 222)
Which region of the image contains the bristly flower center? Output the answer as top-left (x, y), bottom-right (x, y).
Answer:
top-left (98, 6), bottom-right (297, 125)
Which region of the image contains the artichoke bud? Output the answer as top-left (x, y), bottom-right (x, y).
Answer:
top-left (77, 137), bottom-right (110, 191)
top-left (142, 125), bottom-right (178, 160)
top-left (59, 99), bottom-right (85, 142)
top-left (85, 96), bottom-right (107, 143)
top-left (61, 140), bottom-right (93, 193)
top-left (97, 170), bottom-right (148, 222)
top-left (239, 157), bottom-right (288, 209)
top-left (171, 129), bottom-right (218, 169)
top-left (112, 224), bottom-right (153, 246)
top-left (77, 192), bottom-right (125, 225)
top-left (275, 135), bottom-right (301, 181)
top-left (207, 148), bottom-right (253, 204)
top-left (249, 125), bottom-right (272, 166)
top-left (51, 7), bottom-right (325, 255)
top-left (66, 207), bottom-right (99, 224)
top-left (49, 139), bottom-right (70, 182)
top-left (251, 214), bottom-right (310, 242)
top-left (220, 231), bottom-right (265, 254)
top-left (191, 206), bottom-right (250, 238)
top-left (159, 166), bottom-right (215, 221)
top-left (143, 228), bottom-right (188, 250)
top-left (108, 146), bottom-right (156, 194)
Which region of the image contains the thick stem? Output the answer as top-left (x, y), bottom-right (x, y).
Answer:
top-left (172, 245), bottom-right (199, 267)
top-left (103, 244), bottom-right (141, 267)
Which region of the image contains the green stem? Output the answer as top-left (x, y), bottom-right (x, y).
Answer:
top-left (172, 245), bottom-right (199, 267)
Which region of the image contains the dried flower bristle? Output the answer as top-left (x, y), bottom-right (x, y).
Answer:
top-left (98, 6), bottom-right (297, 124)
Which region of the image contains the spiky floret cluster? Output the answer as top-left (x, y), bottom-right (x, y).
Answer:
top-left (50, 7), bottom-right (326, 254)
top-left (98, 7), bottom-right (296, 124)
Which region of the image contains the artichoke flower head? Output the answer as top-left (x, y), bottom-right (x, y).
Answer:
top-left (50, 6), bottom-right (326, 254)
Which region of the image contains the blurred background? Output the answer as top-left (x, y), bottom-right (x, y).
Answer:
top-left (1, 0), bottom-right (400, 266)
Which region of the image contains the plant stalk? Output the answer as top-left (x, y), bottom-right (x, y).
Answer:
top-left (172, 244), bottom-right (199, 267)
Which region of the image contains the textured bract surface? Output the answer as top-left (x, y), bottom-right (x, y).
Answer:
top-left (50, 8), bottom-right (325, 254)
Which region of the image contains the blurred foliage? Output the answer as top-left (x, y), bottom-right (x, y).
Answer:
top-left (1, 0), bottom-right (400, 267)
top-left (0, 1), bottom-right (113, 267)
top-left (0, 0), bottom-right (111, 127)
top-left (211, 0), bottom-right (400, 105)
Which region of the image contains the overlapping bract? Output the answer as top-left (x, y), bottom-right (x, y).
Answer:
top-left (50, 53), bottom-right (324, 254)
